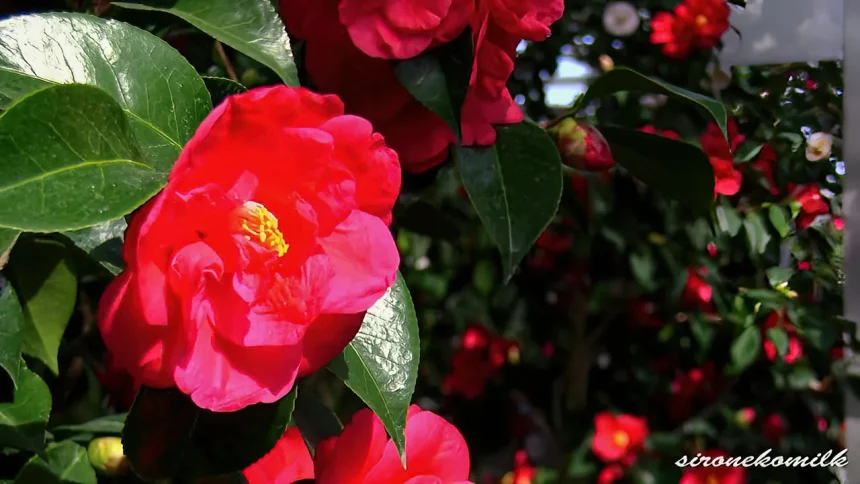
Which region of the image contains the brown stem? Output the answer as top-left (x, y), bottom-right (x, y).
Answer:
top-left (215, 41), bottom-right (239, 82)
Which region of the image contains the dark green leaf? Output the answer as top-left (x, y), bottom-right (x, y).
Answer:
top-left (6, 238), bottom-right (77, 375)
top-left (123, 386), bottom-right (296, 479)
top-left (730, 325), bottom-right (761, 373)
top-left (766, 327), bottom-right (790, 358)
top-left (629, 249), bottom-right (656, 290)
top-left (292, 390), bottom-right (342, 454)
top-left (0, 283), bottom-right (24, 388)
top-left (394, 54), bottom-right (459, 137)
top-left (743, 211), bottom-right (772, 254)
top-left (0, 365), bottom-right (51, 455)
top-left (601, 126), bottom-right (714, 214)
top-left (0, 12), bottom-right (211, 170)
top-left (202, 76), bottom-right (247, 107)
top-left (114, 0), bottom-right (299, 86)
top-left (575, 67), bottom-right (728, 140)
top-left (768, 205), bottom-right (791, 237)
top-left (0, 84), bottom-right (164, 232)
top-left (52, 414), bottom-right (126, 438)
top-left (63, 219), bottom-right (128, 276)
top-left (14, 441), bottom-right (96, 484)
top-left (455, 122), bottom-right (563, 279)
top-left (766, 267), bottom-right (794, 288)
top-left (690, 315), bottom-right (714, 353)
top-left (715, 202), bottom-right (743, 237)
top-left (733, 141), bottom-right (763, 163)
top-left (328, 273), bottom-right (419, 462)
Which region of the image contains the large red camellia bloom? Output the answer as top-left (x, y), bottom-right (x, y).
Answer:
top-left (98, 86), bottom-right (401, 411)
top-left (314, 406), bottom-right (473, 483)
top-left (679, 449), bottom-right (746, 484)
top-left (244, 426), bottom-right (313, 483)
top-left (650, 0), bottom-right (730, 59)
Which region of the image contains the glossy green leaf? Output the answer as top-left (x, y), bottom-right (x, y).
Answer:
top-left (114, 0), bottom-right (299, 86)
top-left (63, 219), bottom-right (128, 275)
top-left (768, 205), bottom-right (791, 237)
top-left (0, 365), bottom-right (51, 455)
top-left (202, 76), bottom-right (247, 107)
top-left (0, 84), bottom-right (165, 232)
top-left (455, 122), bottom-right (563, 279)
top-left (0, 283), bottom-right (24, 388)
top-left (6, 238), bottom-right (77, 375)
top-left (601, 126), bottom-right (715, 214)
top-left (766, 327), bottom-right (790, 358)
top-left (394, 54), bottom-right (459, 137)
top-left (14, 441), bottom-right (97, 484)
top-left (0, 12), bottom-right (211, 170)
top-left (730, 326), bottom-right (761, 374)
top-left (744, 211), bottom-right (772, 255)
top-left (123, 386), bottom-right (296, 479)
top-left (328, 273), bottom-right (419, 462)
top-left (52, 414), bottom-right (126, 438)
top-left (575, 67), bottom-right (728, 140)
top-left (629, 249), bottom-right (656, 290)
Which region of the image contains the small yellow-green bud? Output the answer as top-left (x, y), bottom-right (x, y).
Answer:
top-left (88, 437), bottom-right (130, 477)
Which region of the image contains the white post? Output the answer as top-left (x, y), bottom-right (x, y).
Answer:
top-left (843, 0), bottom-right (860, 479)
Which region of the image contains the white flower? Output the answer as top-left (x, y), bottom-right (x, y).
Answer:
top-left (706, 61), bottom-right (732, 91)
top-left (603, 2), bottom-right (640, 37)
top-left (806, 132), bottom-right (834, 161)
top-left (639, 94), bottom-right (668, 108)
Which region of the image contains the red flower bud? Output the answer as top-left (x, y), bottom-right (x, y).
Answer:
top-left (552, 118), bottom-right (616, 171)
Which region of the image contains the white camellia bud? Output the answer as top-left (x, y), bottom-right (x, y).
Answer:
top-left (805, 132), bottom-right (834, 161)
top-left (603, 2), bottom-right (640, 37)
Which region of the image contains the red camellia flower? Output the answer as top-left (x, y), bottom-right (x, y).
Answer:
top-left (339, 0), bottom-right (472, 59)
top-left (792, 184), bottom-right (830, 229)
top-left (701, 118), bottom-right (745, 159)
top-left (762, 310), bottom-right (803, 364)
top-left (502, 450), bottom-right (536, 484)
top-left (670, 363), bottom-right (723, 420)
top-left (650, 0), bottom-right (729, 59)
top-left (314, 406), bottom-right (473, 483)
top-left (597, 464), bottom-right (625, 484)
top-left (710, 156), bottom-right (743, 197)
top-left (682, 267), bottom-right (713, 312)
top-left (750, 143), bottom-right (780, 195)
top-left (443, 323), bottom-right (519, 399)
top-left (281, 0), bottom-right (563, 172)
top-left (680, 450), bottom-right (746, 484)
top-left (591, 412), bottom-right (649, 465)
top-left (244, 426), bottom-right (314, 483)
top-left (762, 413), bottom-right (786, 443)
top-left (98, 86), bottom-right (401, 411)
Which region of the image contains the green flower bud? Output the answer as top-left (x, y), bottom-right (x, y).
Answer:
top-left (88, 437), bottom-right (130, 477)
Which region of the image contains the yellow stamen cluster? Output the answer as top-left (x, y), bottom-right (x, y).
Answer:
top-left (235, 201), bottom-right (289, 257)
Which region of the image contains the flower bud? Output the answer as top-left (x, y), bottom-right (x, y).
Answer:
top-left (735, 407), bottom-right (755, 427)
top-left (88, 437), bottom-right (130, 477)
top-left (550, 118), bottom-right (615, 171)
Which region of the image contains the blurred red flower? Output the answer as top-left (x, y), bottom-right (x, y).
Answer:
top-left (750, 143), bottom-right (780, 196)
top-left (701, 118), bottom-right (745, 159)
top-left (762, 413), bottom-right (786, 444)
top-left (679, 449), bottom-right (746, 484)
top-left (639, 125), bottom-right (681, 140)
top-left (682, 267), bottom-right (713, 312)
top-left (597, 464), bottom-right (625, 484)
top-left (650, 0), bottom-right (729, 59)
top-left (762, 311), bottom-right (803, 364)
top-left (444, 323), bottom-right (519, 399)
top-left (591, 412), bottom-right (649, 465)
top-left (501, 450), bottom-right (536, 484)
